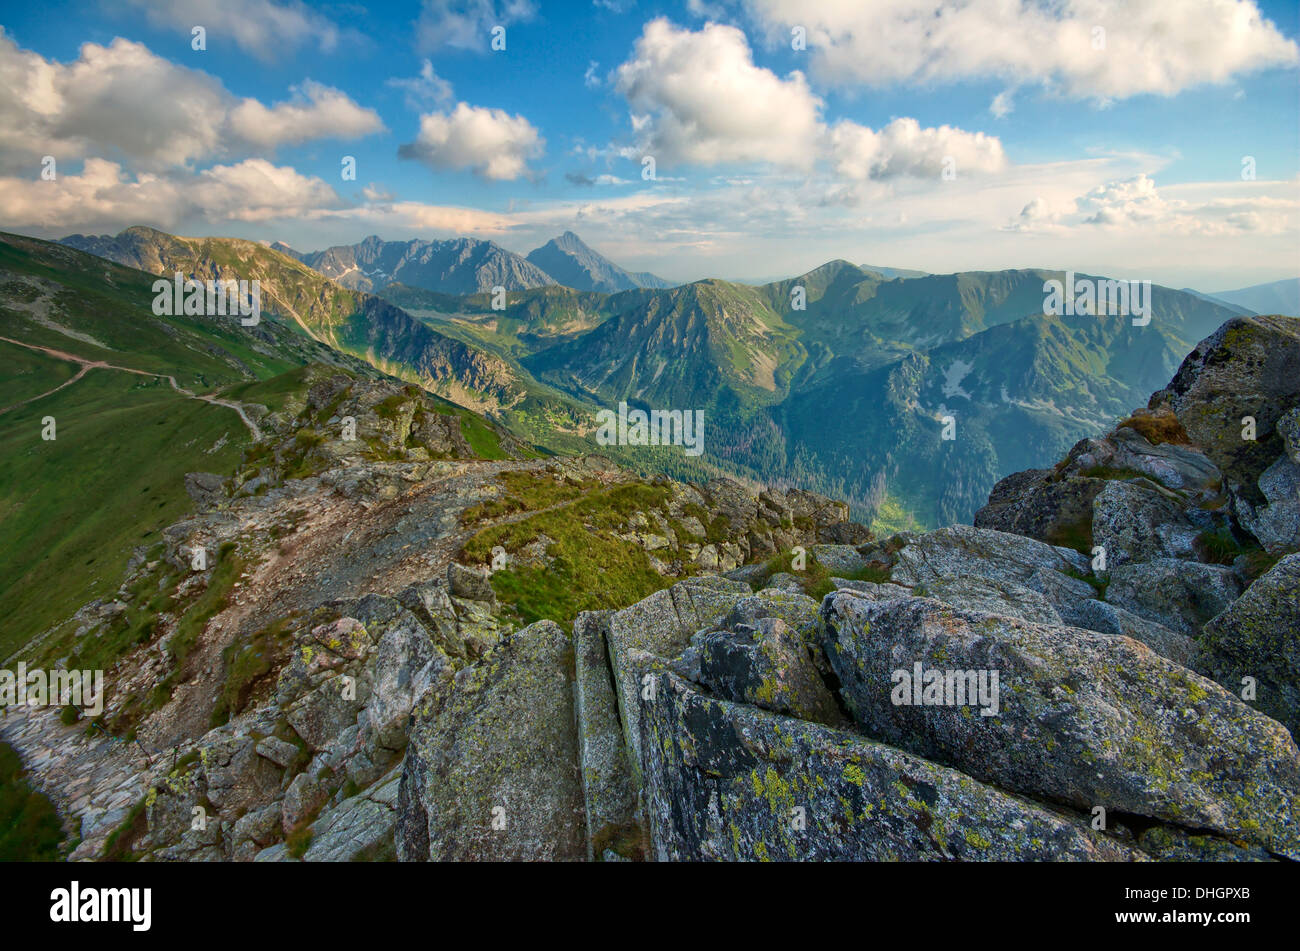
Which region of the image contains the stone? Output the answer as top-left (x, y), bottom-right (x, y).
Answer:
top-left (361, 609), bottom-right (451, 755)
top-left (303, 770), bottom-right (401, 862)
top-left (447, 562), bottom-right (495, 602)
top-left (395, 620), bottom-right (586, 861)
top-left (253, 735), bottom-right (299, 769)
top-left (397, 580), bottom-right (468, 660)
top-left (1091, 480), bottom-right (1198, 567)
top-left (572, 611), bottom-right (641, 861)
top-left (639, 670), bottom-right (1138, 862)
top-left (184, 472), bottom-right (226, 508)
top-left (1055, 598), bottom-right (1196, 668)
top-left (604, 576), bottom-right (750, 779)
top-left (1150, 315), bottom-right (1300, 495)
top-left (691, 617), bottom-right (844, 727)
top-left (1107, 559), bottom-right (1242, 637)
top-left (282, 770), bottom-right (330, 834)
top-left (889, 525), bottom-right (1090, 593)
top-left (762, 572), bottom-right (804, 592)
top-left (920, 576), bottom-right (1064, 626)
top-left (201, 734), bottom-right (284, 816)
top-left (810, 544), bottom-right (866, 576)
top-left (821, 593), bottom-right (1300, 858)
top-left (829, 579), bottom-right (912, 600)
top-left (286, 676), bottom-right (366, 751)
top-left (1194, 553), bottom-right (1300, 739)
top-left (1233, 455), bottom-right (1300, 554)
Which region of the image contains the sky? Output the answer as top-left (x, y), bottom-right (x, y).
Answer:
top-left (1, 0), bottom-right (1298, 290)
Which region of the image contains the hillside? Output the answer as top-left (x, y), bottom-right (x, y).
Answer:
top-left (58, 227), bottom-right (534, 416)
top-left (0, 231), bottom-right (385, 661)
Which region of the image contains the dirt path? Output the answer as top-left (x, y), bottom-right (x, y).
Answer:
top-left (0, 334), bottom-right (261, 439)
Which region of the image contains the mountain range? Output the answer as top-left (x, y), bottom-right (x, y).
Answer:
top-left (263, 230), bottom-right (672, 296)
top-left (53, 226), bottom-right (1281, 527)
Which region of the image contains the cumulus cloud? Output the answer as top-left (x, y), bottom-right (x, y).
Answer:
top-left (614, 18), bottom-right (823, 169)
top-left (190, 159), bottom-right (343, 221)
top-left (0, 31), bottom-right (382, 172)
top-left (399, 102), bottom-right (543, 180)
top-left (829, 117), bottom-right (1007, 180)
top-left (610, 20), bottom-right (1005, 182)
top-left (1007, 173), bottom-right (1299, 237)
top-left (124, 0), bottom-right (344, 61)
top-left (1080, 174), bottom-right (1169, 226)
top-left (741, 0), bottom-right (1299, 100)
top-left (227, 81), bottom-right (386, 149)
top-left (416, 0), bottom-right (536, 52)
top-left (0, 157), bottom-right (343, 233)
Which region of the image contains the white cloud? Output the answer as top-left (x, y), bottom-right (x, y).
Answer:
top-left (387, 60), bottom-right (454, 109)
top-left (584, 60), bottom-right (602, 89)
top-left (614, 18), bottom-right (823, 169)
top-left (416, 0), bottom-right (536, 52)
top-left (1080, 174), bottom-right (1169, 226)
top-left (399, 102), bottom-right (544, 180)
top-left (228, 81), bottom-right (386, 149)
top-left (741, 0), bottom-right (1299, 100)
top-left (123, 0), bottom-right (343, 61)
top-left (362, 183), bottom-right (396, 202)
top-left (1007, 173), bottom-right (1299, 238)
top-left (191, 159), bottom-right (343, 222)
top-left (610, 20), bottom-right (1006, 182)
top-left (0, 157), bottom-right (342, 232)
top-left (989, 90), bottom-right (1014, 119)
top-left (830, 117), bottom-right (1007, 181)
top-left (0, 31), bottom-right (382, 172)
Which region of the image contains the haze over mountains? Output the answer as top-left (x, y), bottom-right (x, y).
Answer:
top-left (1209, 278), bottom-right (1300, 316)
top-left (53, 225), bottom-right (1279, 527)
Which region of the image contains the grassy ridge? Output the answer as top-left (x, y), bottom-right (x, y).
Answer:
top-left (0, 370), bottom-right (253, 660)
top-left (0, 339), bottom-right (76, 409)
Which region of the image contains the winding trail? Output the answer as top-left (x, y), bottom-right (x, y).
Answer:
top-left (0, 335), bottom-right (261, 439)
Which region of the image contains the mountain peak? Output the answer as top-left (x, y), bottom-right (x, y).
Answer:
top-left (526, 232), bottom-right (672, 293)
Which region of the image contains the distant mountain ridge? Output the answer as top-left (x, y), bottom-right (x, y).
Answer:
top-left (287, 234), bottom-right (556, 295)
top-left (1208, 278), bottom-right (1300, 317)
top-left (525, 231), bottom-right (672, 292)
top-left (280, 230), bottom-right (672, 296)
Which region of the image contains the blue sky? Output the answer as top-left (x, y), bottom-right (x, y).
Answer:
top-left (1, 0), bottom-right (1297, 289)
